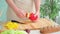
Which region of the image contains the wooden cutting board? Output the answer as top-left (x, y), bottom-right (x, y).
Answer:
top-left (17, 18), bottom-right (55, 30)
top-left (0, 18), bottom-right (55, 31)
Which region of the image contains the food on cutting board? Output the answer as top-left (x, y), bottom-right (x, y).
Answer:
top-left (0, 30), bottom-right (28, 34)
top-left (26, 13), bottom-right (38, 22)
top-left (4, 21), bottom-right (19, 29)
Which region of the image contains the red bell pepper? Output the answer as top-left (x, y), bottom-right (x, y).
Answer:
top-left (29, 13), bottom-right (38, 21)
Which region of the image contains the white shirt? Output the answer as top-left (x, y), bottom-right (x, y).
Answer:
top-left (7, 0), bottom-right (36, 21)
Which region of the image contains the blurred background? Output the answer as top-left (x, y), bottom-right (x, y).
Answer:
top-left (0, 0), bottom-right (60, 24)
top-left (40, 0), bottom-right (60, 24)
top-left (0, 0), bottom-right (8, 22)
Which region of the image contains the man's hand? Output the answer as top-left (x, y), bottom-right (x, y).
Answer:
top-left (15, 9), bottom-right (27, 19)
top-left (35, 11), bottom-right (40, 18)
top-left (34, 11), bottom-right (40, 21)
top-left (6, 0), bottom-right (27, 19)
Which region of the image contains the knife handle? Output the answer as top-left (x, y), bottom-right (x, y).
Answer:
top-left (11, 20), bottom-right (24, 24)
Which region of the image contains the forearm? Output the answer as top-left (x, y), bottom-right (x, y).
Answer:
top-left (6, 0), bottom-right (19, 12)
top-left (34, 0), bottom-right (41, 12)
top-left (6, 0), bottom-right (26, 18)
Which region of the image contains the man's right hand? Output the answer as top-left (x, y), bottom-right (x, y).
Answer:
top-left (14, 8), bottom-right (27, 19)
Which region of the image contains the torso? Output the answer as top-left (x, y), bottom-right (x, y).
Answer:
top-left (14, 0), bottom-right (35, 12)
top-left (7, 0), bottom-right (36, 21)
